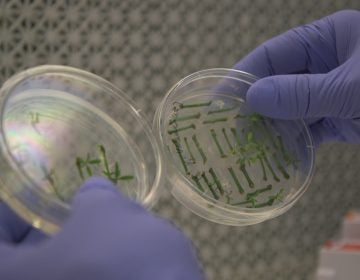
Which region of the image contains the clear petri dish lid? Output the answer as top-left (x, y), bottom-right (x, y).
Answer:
top-left (154, 68), bottom-right (315, 226)
top-left (0, 65), bottom-right (164, 233)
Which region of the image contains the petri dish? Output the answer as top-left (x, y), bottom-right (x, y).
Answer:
top-left (0, 65), bottom-right (164, 233)
top-left (154, 68), bottom-right (315, 226)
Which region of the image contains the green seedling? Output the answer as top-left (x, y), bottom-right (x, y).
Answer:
top-left (210, 129), bottom-right (227, 158)
top-left (260, 150), bottom-right (280, 182)
top-left (222, 128), bottom-right (233, 153)
top-left (192, 134), bottom-right (207, 163)
top-left (169, 112), bottom-right (201, 125)
top-left (276, 135), bottom-right (299, 168)
top-left (98, 145), bottom-right (134, 184)
top-left (231, 195), bottom-right (257, 207)
top-left (246, 184), bottom-right (272, 201)
top-left (258, 155), bottom-right (267, 181)
top-left (233, 187), bottom-right (283, 208)
top-left (183, 137), bottom-right (196, 164)
top-left (238, 161), bottom-right (254, 188)
top-left (208, 167), bottom-right (224, 195)
top-left (192, 174), bottom-right (204, 192)
top-left (269, 188), bottom-right (285, 203)
top-left (168, 124), bottom-right (196, 135)
top-left (41, 165), bottom-right (64, 201)
top-left (76, 153), bottom-right (101, 179)
top-left (248, 188), bottom-right (284, 208)
top-left (73, 145), bottom-right (134, 187)
top-left (258, 117), bottom-right (279, 150)
top-left (230, 128), bottom-right (245, 156)
top-left (207, 106), bottom-right (236, 115)
top-left (272, 152), bottom-right (290, 179)
top-left (171, 139), bottom-right (189, 174)
top-left (201, 172), bottom-right (219, 200)
top-left (227, 167), bottom-right (244, 194)
top-left (203, 117), bottom-right (228, 124)
top-left (177, 100), bottom-right (212, 109)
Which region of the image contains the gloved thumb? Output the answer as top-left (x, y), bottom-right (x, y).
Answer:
top-left (70, 176), bottom-right (144, 223)
top-left (246, 70), bottom-right (347, 119)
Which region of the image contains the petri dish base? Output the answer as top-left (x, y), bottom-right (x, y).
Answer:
top-left (154, 69), bottom-right (315, 226)
top-left (0, 65), bottom-right (164, 233)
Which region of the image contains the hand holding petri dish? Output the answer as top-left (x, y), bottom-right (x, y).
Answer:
top-left (154, 69), bottom-right (315, 226)
top-left (0, 65), bottom-right (164, 233)
top-left (0, 66), bottom-right (315, 232)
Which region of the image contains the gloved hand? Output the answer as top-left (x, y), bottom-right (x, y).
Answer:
top-left (0, 177), bottom-right (203, 280)
top-left (234, 10), bottom-right (360, 146)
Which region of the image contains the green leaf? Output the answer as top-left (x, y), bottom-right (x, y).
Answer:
top-left (76, 158), bottom-right (85, 180)
top-left (119, 175), bottom-right (134, 180)
top-left (76, 157), bottom-right (84, 166)
top-left (86, 165), bottom-right (93, 176)
top-left (102, 170), bottom-right (111, 177)
top-left (89, 159), bottom-right (101, 164)
top-left (115, 162), bottom-right (121, 177)
top-left (98, 144), bottom-right (106, 154)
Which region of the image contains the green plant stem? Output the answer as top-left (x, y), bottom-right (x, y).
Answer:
top-left (41, 165), bottom-right (64, 201)
top-left (228, 167), bottom-right (244, 194)
top-left (276, 135), bottom-right (299, 168)
top-left (231, 196), bottom-right (257, 207)
top-left (76, 157), bottom-right (85, 180)
top-left (210, 129), bottom-right (227, 158)
top-left (192, 134), bottom-right (207, 163)
top-left (99, 144), bottom-right (111, 176)
top-left (247, 199), bottom-right (275, 208)
top-left (203, 117), bottom-right (228, 124)
top-left (201, 172), bottom-right (219, 200)
top-left (258, 155), bottom-right (267, 181)
top-left (169, 112), bottom-right (201, 125)
top-left (207, 106), bottom-right (236, 115)
top-left (86, 165), bottom-right (93, 176)
top-left (246, 184), bottom-right (272, 200)
top-left (258, 119), bottom-right (279, 150)
top-left (230, 128), bottom-right (244, 156)
top-left (168, 124), bottom-right (196, 135)
top-left (171, 138), bottom-right (189, 174)
top-left (222, 128), bottom-right (233, 152)
top-left (192, 175), bottom-right (204, 192)
top-left (183, 137), bottom-right (196, 163)
top-left (239, 163), bottom-right (254, 188)
top-left (262, 152), bottom-right (280, 182)
top-left (208, 167), bottom-right (224, 195)
top-left (272, 152), bottom-right (290, 179)
top-left (179, 101), bottom-right (212, 108)
top-left (248, 188), bottom-right (284, 208)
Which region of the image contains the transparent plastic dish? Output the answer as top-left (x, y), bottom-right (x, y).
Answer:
top-left (154, 69), bottom-right (315, 226)
top-left (0, 65), bottom-right (164, 233)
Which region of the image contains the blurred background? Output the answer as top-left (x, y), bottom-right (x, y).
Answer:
top-left (1, 1), bottom-right (360, 279)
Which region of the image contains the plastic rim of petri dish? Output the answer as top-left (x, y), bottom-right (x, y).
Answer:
top-left (0, 65), bottom-right (164, 234)
top-left (154, 68), bottom-right (315, 226)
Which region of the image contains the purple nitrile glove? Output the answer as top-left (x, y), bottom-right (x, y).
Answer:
top-left (0, 177), bottom-right (203, 280)
top-left (234, 10), bottom-right (360, 146)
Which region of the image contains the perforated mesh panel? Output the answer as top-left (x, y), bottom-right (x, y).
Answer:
top-left (1, 1), bottom-right (360, 279)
